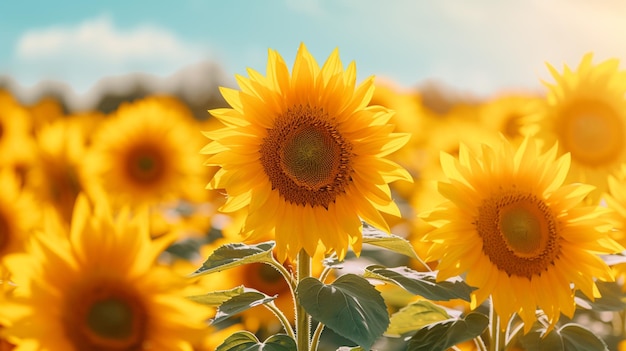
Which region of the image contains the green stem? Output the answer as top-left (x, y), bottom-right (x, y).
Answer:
top-left (264, 301), bottom-right (296, 340)
top-left (310, 322), bottom-right (325, 351)
top-left (296, 249), bottom-right (312, 351)
top-left (318, 265), bottom-right (333, 284)
top-left (266, 257), bottom-right (297, 293)
top-left (620, 310), bottom-right (626, 336)
top-left (474, 335), bottom-right (488, 351)
top-left (489, 299), bottom-right (506, 351)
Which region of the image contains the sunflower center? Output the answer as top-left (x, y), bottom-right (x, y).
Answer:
top-left (560, 99), bottom-right (624, 167)
top-left (260, 105), bottom-right (353, 208)
top-left (125, 144), bottom-right (165, 185)
top-left (86, 298), bottom-right (135, 340)
top-left (282, 124), bottom-right (339, 188)
top-left (475, 190), bottom-right (560, 279)
top-left (68, 284), bottom-right (146, 350)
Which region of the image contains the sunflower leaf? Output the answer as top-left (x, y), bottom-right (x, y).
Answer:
top-left (406, 312), bottom-right (489, 351)
top-left (386, 300), bottom-right (452, 337)
top-left (362, 222), bottom-right (424, 262)
top-left (216, 331), bottom-right (296, 351)
top-left (363, 265), bottom-right (475, 302)
top-left (297, 274), bottom-right (389, 350)
top-left (560, 324), bottom-right (608, 351)
top-left (518, 323), bottom-right (607, 351)
top-left (187, 286), bottom-right (245, 306)
top-left (211, 288), bottom-right (277, 325)
top-left (190, 241), bottom-right (276, 277)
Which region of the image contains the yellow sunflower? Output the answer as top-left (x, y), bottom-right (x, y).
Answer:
top-left (0, 91), bottom-right (36, 173)
top-left (478, 93), bottom-right (542, 142)
top-left (203, 43), bottom-right (412, 261)
top-left (25, 113), bottom-right (102, 224)
top-left (84, 96), bottom-right (208, 208)
top-left (27, 96), bottom-right (65, 130)
top-left (534, 53), bottom-right (626, 201)
top-left (2, 195), bottom-right (212, 350)
top-left (602, 164), bottom-right (626, 286)
top-left (0, 168), bottom-right (39, 266)
top-left (422, 136), bottom-right (623, 332)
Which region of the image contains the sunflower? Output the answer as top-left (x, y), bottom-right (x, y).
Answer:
top-left (477, 93), bottom-right (541, 142)
top-left (2, 195), bottom-right (212, 350)
top-left (534, 53), bottom-right (626, 201)
top-left (203, 43), bottom-right (412, 261)
top-left (0, 91), bottom-right (36, 173)
top-left (0, 168), bottom-right (39, 266)
top-left (601, 164), bottom-right (626, 287)
top-left (84, 96), bottom-right (208, 209)
top-left (25, 113), bottom-right (102, 224)
top-left (422, 136), bottom-right (623, 331)
top-left (27, 96), bottom-right (65, 130)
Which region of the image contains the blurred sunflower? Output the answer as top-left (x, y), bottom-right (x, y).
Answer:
top-left (25, 113), bottom-right (102, 224)
top-left (0, 277), bottom-right (17, 350)
top-left (602, 165), bottom-right (626, 287)
top-left (368, 83), bottom-right (431, 207)
top-left (0, 168), bottom-right (39, 266)
top-left (0, 91), bottom-right (36, 174)
top-left (85, 96), bottom-right (208, 208)
top-left (26, 96), bottom-right (65, 130)
top-left (422, 136), bottom-right (622, 332)
top-left (478, 93), bottom-right (541, 142)
top-left (203, 43), bottom-right (412, 261)
top-left (534, 53), bottom-right (626, 201)
top-left (2, 195), bottom-right (212, 350)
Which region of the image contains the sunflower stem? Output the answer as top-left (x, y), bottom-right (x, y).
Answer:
top-left (296, 249), bottom-right (312, 351)
top-left (267, 256), bottom-right (297, 293)
top-left (489, 299), bottom-right (506, 351)
top-left (310, 321), bottom-right (325, 351)
top-left (264, 301), bottom-right (296, 340)
top-left (474, 335), bottom-right (488, 351)
top-left (318, 265), bottom-right (333, 284)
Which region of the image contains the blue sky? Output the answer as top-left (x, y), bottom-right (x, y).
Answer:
top-left (1, 0), bottom-right (625, 97)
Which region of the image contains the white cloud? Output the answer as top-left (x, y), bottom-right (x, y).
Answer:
top-left (11, 15), bottom-right (211, 91)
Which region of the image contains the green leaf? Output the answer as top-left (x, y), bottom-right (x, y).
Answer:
top-left (297, 274), bottom-right (389, 350)
top-left (575, 280), bottom-right (626, 311)
top-left (518, 327), bottom-right (564, 351)
top-left (216, 331), bottom-right (296, 351)
top-left (190, 241), bottom-right (276, 277)
top-left (406, 312), bottom-right (489, 351)
top-left (362, 222), bottom-right (423, 262)
top-left (187, 286), bottom-right (245, 306)
top-left (212, 288), bottom-right (277, 325)
top-left (386, 300), bottom-right (452, 337)
top-left (363, 265), bottom-right (475, 302)
top-left (560, 324), bottom-right (608, 351)
top-left (518, 323), bottom-right (607, 351)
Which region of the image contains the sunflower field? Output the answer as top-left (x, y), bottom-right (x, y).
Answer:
top-left (1, 43), bottom-right (626, 351)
